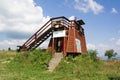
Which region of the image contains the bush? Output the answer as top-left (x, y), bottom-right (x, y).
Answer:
top-left (87, 50), bottom-right (98, 61)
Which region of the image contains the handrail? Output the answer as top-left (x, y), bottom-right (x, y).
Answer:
top-left (36, 21), bottom-right (52, 39)
top-left (22, 19), bottom-right (51, 47)
top-left (21, 16), bottom-right (72, 50)
top-left (50, 16), bottom-right (70, 22)
top-left (24, 20), bottom-right (52, 47)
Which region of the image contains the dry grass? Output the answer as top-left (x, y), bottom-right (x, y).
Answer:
top-left (0, 50), bottom-right (17, 56)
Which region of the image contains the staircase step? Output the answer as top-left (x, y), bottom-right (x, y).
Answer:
top-left (48, 52), bottom-right (63, 72)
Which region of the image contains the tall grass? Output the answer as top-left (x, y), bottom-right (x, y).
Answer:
top-left (54, 54), bottom-right (120, 80)
top-left (0, 50), bottom-right (120, 80)
top-left (0, 49), bottom-right (52, 80)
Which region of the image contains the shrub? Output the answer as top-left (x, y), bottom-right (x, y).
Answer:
top-left (87, 50), bottom-right (98, 61)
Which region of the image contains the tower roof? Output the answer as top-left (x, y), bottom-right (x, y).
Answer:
top-left (77, 20), bottom-right (85, 25)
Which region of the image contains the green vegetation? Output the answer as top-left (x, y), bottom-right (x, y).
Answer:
top-left (0, 50), bottom-right (120, 80)
top-left (86, 50), bottom-right (98, 61)
top-left (8, 47), bottom-right (11, 51)
top-left (105, 49), bottom-right (117, 59)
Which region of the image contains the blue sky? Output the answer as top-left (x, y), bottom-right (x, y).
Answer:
top-left (0, 0), bottom-right (120, 58)
top-left (34, 0), bottom-right (120, 57)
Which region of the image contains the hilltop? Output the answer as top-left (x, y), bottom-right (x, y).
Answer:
top-left (0, 50), bottom-right (120, 80)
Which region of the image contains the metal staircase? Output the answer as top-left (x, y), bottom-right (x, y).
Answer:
top-left (18, 16), bottom-right (70, 51)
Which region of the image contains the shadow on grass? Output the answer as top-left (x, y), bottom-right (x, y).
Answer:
top-left (109, 77), bottom-right (120, 80)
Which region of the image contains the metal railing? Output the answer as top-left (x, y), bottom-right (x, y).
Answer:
top-left (21, 16), bottom-right (71, 51)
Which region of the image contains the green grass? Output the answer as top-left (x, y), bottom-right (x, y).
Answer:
top-left (0, 50), bottom-right (120, 80)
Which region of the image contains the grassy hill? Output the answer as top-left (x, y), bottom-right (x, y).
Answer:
top-left (0, 50), bottom-right (120, 80)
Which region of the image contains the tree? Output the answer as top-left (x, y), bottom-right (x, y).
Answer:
top-left (8, 47), bottom-right (11, 51)
top-left (105, 49), bottom-right (117, 59)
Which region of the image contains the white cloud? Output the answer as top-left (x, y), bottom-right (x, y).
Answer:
top-left (0, 38), bottom-right (50, 50)
top-left (98, 44), bottom-right (110, 51)
top-left (87, 42), bottom-right (120, 59)
top-left (111, 8), bottom-right (118, 14)
top-left (0, 39), bottom-right (26, 50)
top-left (109, 37), bottom-right (116, 42)
top-left (87, 43), bottom-right (96, 50)
top-left (0, 0), bottom-right (50, 39)
top-left (87, 43), bottom-right (113, 51)
top-left (87, 43), bottom-right (109, 50)
top-left (116, 39), bottom-right (120, 46)
top-left (0, 0), bottom-right (50, 50)
top-left (118, 30), bottom-right (120, 34)
top-left (74, 0), bottom-right (104, 14)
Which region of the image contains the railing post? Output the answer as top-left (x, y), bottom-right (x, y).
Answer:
top-left (34, 33), bottom-right (37, 45)
top-left (52, 38), bottom-right (55, 57)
